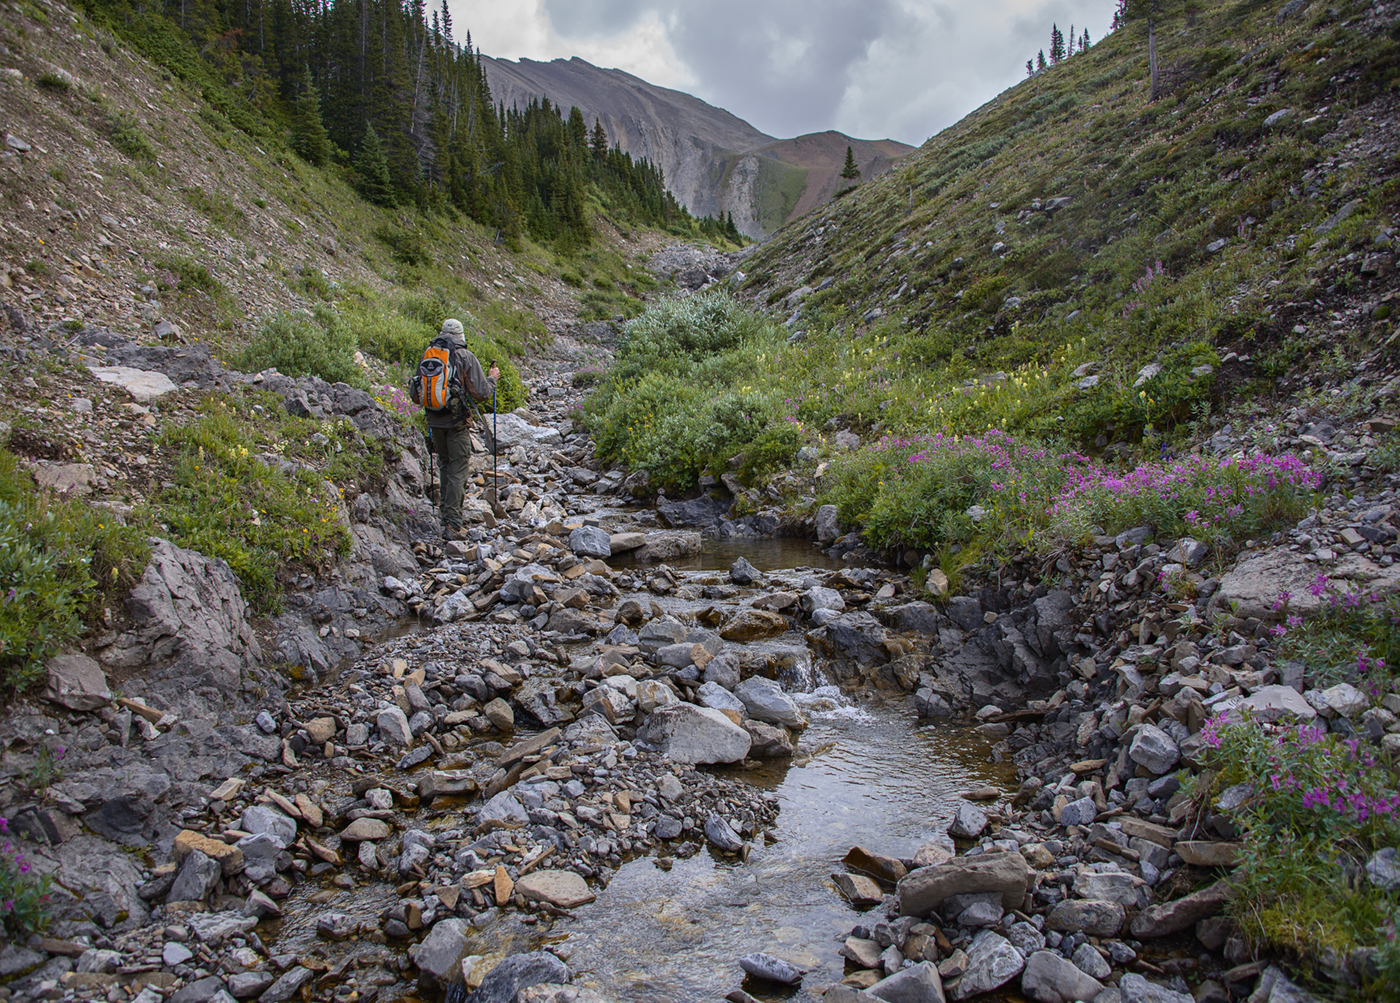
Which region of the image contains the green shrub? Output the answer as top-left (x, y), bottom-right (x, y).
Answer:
top-left (1195, 709), bottom-right (1400, 987)
top-left (238, 308), bottom-right (367, 389)
top-left (36, 71), bottom-right (71, 92)
top-left (737, 421), bottom-right (804, 483)
top-left (154, 397), bottom-right (355, 613)
top-left (106, 108), bottom-right (156, 160)
top-left (373, 225), bottom-right (431, 267)
top-left (822, 429), bottom-right (1321, 558)
top-left (0, 451), bottom-right (149, 690)
top-left (152, 253), bottom-right (225, 297)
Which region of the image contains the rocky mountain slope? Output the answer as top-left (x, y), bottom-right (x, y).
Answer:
top-left (482, 56), bottom-right (913, 237)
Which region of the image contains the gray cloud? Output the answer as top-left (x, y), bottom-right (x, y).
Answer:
top-left (533, 0), bottom-right (1120, 144)
top-left (543, 0), bottom-right (652, 38)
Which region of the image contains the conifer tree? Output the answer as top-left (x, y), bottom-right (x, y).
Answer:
top-left (1050, 24), bottom-right (1065, 63)
top-left (1026, 59), bottom-right (1034, 77)
top-left (356, 123), bottom-right (396, 206)
top-left (839, 145), bottom-right (860, 187)
top-left (289, 69), bottom-right (332, 166)
top-left (1036, 49), bottom-right (1047, 71)
top-left (589, 119), bottom-right (608, 161)
top-left (1120, 0), bottom-right (1186, 101)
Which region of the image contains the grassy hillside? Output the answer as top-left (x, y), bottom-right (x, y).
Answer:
top-left (585, 0), bottom-right (1399, 534)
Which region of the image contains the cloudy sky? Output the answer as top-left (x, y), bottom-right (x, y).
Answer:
top-left (448, 0), bottom-right (1120, 146)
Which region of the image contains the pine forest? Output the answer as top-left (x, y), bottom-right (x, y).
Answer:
top-left (74, 0), bottom-right (744, 247)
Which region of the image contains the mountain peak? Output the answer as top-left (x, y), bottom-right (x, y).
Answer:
top-left (481, 58), bottom-right (911, 237)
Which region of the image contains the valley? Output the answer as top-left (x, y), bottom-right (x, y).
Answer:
top-left (1, 0), bottom-right (1399, 1002)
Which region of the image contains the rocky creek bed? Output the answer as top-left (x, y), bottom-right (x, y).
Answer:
top-left (1, 329), bottom-right (1398, 1003)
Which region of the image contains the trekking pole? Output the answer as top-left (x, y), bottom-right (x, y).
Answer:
top-left (492, 386), bottom-right (498, 487)
top-left (424, 430), bottom-right (436, 505)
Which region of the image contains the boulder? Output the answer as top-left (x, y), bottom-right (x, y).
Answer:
top-left (703, 653), bottom-right (741, 690)
top-left (737, 953), bottom-right (805, 985)
top-left (448, 951), bottom-right (570, 1003)
top-left (44, 653), bottom-right (112, 711)
top-left (819, 612), bottom-right (890, 672)
top-left (167, 850), bottom-right (221, 903)
top-left (897, 852), bottom-right (1030, 917)
top-left (729, 557), bottom-right (760, 585)
top-left (886, 602), bottom-right (946, 634)
top-left (950, 930), bottom-right (1024, 1000)
top-left (636, 531), bottom-right (702, 561)
top-left (490, 414), bottom-right (564, 451)
top-left (1129, 724), bottom-right (1180, 775)
top-left (97, 540), bottom-right (262, 712)
top-left (948, 804), bottom-right (988, 840)
top-left (720, 609), bottom-right (790, 642)
top-left (1058, 796), bottom-right (1098, 829)
top-left (867, 961), bottom-right (945, 1003)
top-left (1117, 973), bottom-right (1194, 1003)
top-left (1073, 870), bottom-right (1141, 906)
top-left (815, 504), bottom-right (840, 544)
top-left (733, 677), bottom-right (805, 727)
top-left (1020, 950), bottom-right (1104, 1003)
top-left (657, 495), bottom-right (729, 529)
top-left (832, 873), bottom-right (885, 907)
top-left (638, 703), bottom-right (751, 764)
top-left (260, 967), bottom-right (316, 1003)
top-left (410, 917), bottom-right (471, 989)
top-left (1046, 899), bottom-right (1125, 937)
top-left (88, 365), bottom-right (179, 402)
top-left (743, 720), bottom-right (794, 758)
top-left (240, 806), bottom-right (297, 848)
top-left (1211, 547), bottom-right (1400, 621)
top-left (1238, 685), bottom-right (1316, 722)
top-left (174, 830), bottom-right (245, 876)
top-left (800, 586), bottom-right (846, 615)
top-left (608, 532), bottom-right (646, 553)
top-left (697, 680), bottom-right (746, 713)
top-left (1174, 841), bottom-right (1241, 868)
top-left (377, 706), bottom-right (414, 746)
top-left (236, 833), bottom-right (281, 882)
top-left (946, 596), bottom-right (983, 632)
top-left (568, 526), bottom-right (611, 559)
top-left (1366, 848), bottom-right (1400, 891)
top-left (704, 813), bottom-right (744, 852)
top-left (340, 818), bottom-right (391, 841)
top-left (1129, 880), bottom-right (1232, 938)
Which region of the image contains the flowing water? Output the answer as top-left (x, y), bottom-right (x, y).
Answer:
top-left (276, 540), bottom-right (1017, 999)
top-left (608, 536), bottom-right (854, 573)
top-left (546, 696), bottom-right (1016, 1001)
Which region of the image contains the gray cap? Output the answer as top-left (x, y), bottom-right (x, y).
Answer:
top-left (440, 318), bottom-right (464, 336)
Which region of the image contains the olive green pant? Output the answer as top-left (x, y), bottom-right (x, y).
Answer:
top-left (431, 425), bottom-right (473, 531)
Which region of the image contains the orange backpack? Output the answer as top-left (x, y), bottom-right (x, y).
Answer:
top-left (411, 336), bottom-right (458, 412)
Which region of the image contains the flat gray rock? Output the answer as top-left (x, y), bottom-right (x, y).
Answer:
top-left (950, 930), bottom-right (1023, 1000)
top-left (737, 952), bottom-right (805, 985)
top-left (1020, 950), bottom-right (1103, 1003)
top-left (88, 365), bottom-right (179, 401)
top-left (639, 703), bottom-right (751, 764)
top-left (44, 653), bottom-right (112, 711)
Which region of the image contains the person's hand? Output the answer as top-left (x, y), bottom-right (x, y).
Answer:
top-left (488, 365), bottom-right (500, 380)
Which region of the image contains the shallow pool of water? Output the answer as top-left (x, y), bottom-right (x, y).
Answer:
top-left (552, 696), bottom-right (1017, 1001)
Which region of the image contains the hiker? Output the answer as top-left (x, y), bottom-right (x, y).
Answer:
top-left (411, 318), bottom-right (498, 538)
